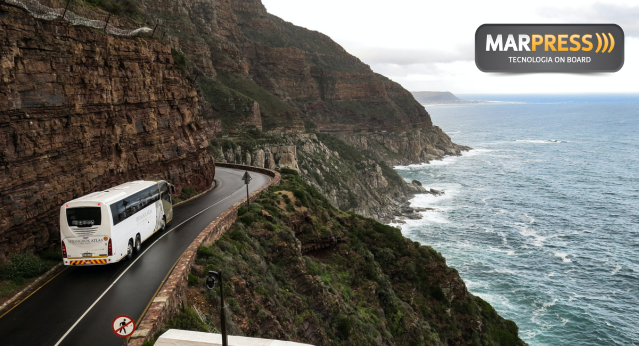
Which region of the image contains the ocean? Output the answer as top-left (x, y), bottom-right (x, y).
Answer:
top-left (393, 94), bottom-right (639, 346)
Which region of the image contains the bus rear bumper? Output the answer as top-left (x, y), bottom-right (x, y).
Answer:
top-left (64, 258), bottom-right (110, 266)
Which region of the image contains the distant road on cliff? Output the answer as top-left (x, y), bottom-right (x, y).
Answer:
top-left (0, 166), bottom-right (271, 346)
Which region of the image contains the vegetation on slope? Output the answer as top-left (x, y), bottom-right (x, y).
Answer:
top-left (0, 251), bottom-right (62, 304)
top-left (161, 170), bottom-right (525, 346)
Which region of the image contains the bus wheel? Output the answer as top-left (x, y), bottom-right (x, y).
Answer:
top-left (126, 240), bottom-right (134, 259)
top-left (134, 235), bottom-right (142, 253)
top-left (160, 216), bottom-right (166, 231)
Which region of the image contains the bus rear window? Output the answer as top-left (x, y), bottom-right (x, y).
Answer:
top-left (66, 207), bottom-right (102, 227)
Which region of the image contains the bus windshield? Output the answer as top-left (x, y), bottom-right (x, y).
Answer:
top-left (66, 207), bottom-right (102, 227)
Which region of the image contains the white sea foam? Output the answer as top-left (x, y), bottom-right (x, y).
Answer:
top-left (555, 252), bottom-right (573, 263)
top-left (611, 265), bottom-right (622, 275)
top-left (394, 148), bottom-right (492, 170)
top-left (515, 139), bottom-right (571, 144)
top-left (515, 224), bottom-right (547, 247)
top-left (487, 246), bottom-right (516, 256)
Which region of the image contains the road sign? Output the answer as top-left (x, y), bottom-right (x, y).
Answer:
top-left (112, 315), bottom-right (135, 337)
top-left (242, 171), bottom-right (252, 184)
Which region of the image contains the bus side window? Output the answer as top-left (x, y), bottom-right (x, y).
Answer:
top-left (111, 201), bottom-right (126, 226)
top-left (160, 183), bottom-right (170, 202)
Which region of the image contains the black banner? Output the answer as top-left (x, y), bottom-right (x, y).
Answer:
top-left (475, 24), bottom-right (624, 72)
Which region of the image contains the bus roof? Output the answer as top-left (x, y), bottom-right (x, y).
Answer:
top-left (64, 180), bottom-right (162, 206)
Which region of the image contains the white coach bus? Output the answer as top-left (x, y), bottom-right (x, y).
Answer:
top-left (60, 180), bottom-right (176, 266)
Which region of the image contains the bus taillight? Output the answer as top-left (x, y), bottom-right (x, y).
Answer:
top-left (108, 238), bottom-right (112, 256)
top-left (62, 241), bottom-right (67, 258)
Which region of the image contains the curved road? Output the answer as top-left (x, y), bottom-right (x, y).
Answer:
top-left (0, 167), bottom-right (271, 346)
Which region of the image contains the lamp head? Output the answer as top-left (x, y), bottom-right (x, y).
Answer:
top-left (206, 270), bottom-right (219, 290)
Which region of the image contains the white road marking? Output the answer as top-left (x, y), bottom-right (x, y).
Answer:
top-left (53, 173), bottom-right (268, 346)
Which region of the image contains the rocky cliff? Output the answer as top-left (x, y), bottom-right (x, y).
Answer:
top-left (0, 5), bottom-right (217, 262)
top-left (210, 133), bottom-right (428, 222)
top-left (134, 0), bottom-right (456, 135)
top-left (179, 171), bottom-right (526, 346)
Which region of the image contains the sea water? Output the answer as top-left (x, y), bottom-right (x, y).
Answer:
top-left (393, 94), bottom-right (639, 345)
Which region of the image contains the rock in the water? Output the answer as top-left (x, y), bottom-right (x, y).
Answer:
top-left (412, 180), bottom-right (423, 186)
top-left (430, 188), bottom-right (445, 196)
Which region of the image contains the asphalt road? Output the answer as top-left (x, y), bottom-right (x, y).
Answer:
top-left (0, 167), bottom-right (271, 346)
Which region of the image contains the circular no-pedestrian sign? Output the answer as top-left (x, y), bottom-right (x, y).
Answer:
top-left (112, 315), bottom-right (136, 337)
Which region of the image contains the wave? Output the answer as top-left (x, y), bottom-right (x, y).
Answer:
top-left (555, 252), bottom-right (573, 263)
top-left (515, 139), bottom-right (572, 144)
top-left (611, 265), bottom-right (622, 276)
top-left (394, 148), bottom-right (493, 170)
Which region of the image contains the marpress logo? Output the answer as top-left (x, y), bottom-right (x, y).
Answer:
top-left (475, 24), bottom-right (624, 72)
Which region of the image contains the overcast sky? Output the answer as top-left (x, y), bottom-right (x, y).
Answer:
top-left (261, 0), bottom-right (639, 94)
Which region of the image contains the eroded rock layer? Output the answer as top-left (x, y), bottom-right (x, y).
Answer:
top-left (0, 5), bottom-right (216, 261)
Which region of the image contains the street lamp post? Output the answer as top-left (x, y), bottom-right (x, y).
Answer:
top-left (241, 171), bottom-right (252, 208)
top-left (206, 270), bottom-right (228, 346)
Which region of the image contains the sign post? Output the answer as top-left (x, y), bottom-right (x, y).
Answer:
top-left (241, 171), bottom-right (252, 208)
top-left (112, 315), bottom-right (136, 338)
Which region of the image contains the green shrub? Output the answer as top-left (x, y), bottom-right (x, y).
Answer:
top-left (1, 254), bottom-right (48, 280)
top-left (188, 274), bottom-right (199, 287)
top-left (228, 298), bottom-right (241, 312)
top-left (263, 205), bottom-right (280, 218)
top-left (336, 315), bottom-right (352, 339)
top-left (197, 246), bottom-right (215, 259)
top-left (280, 168), bottom-right (298, 176)
top-left (40, 249), bottom-right (62, 261)
top-left (165, 306), bottom-right (208, 332)
top-left (430, 286), bottom-right (446, 302)
top-left (85, 0), bottom-right (139, 16)
top-left (171, 48), bottom-right (187, 73)
top-left (239, 214), bottom-right (255, 225)
top-left (257, 308), bottom-right (268, 320)
top-left (249, 203), bottom-right (262, 213)
top-left (286, 204), bottom-right (295, 212)
top-left (180, 187), bottom-right (197, 200)
top-left (363, 262), bottom-right (377, 280)
top-left (229, 229), bottom-right (247, 242)
top-left (238, 205), bottom-right (249, 216)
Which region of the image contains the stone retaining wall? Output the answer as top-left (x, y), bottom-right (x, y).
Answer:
top-left (128, 164), bottom-right (280, 345)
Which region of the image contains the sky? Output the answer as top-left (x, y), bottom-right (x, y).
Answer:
top-left (261, 0), bottom-right (639, 94)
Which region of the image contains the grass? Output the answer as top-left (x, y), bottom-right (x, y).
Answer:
top-left (0, 251), bottom-right (62, 304)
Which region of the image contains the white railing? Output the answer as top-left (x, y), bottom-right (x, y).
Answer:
top-left (3, 0), bottom-right (151, 36)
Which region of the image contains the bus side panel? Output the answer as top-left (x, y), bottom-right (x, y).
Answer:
top-left (112, 210), bottom-right (141, 259)
top-left (141, 203), bottom-right (157, 242)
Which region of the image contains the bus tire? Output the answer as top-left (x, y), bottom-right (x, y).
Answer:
top-left (134, 235), bottom-right (142, 253)
top-left (126, 240), bottom-right (134, 259)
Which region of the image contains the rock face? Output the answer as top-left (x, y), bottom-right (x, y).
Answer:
top-left (213, 134), bottom-right (429, 222)
top-left (333, 127), bottom-right (471, 166)
top-left (0, 6), bottom-right (216, 262)
top-left (134, 0), bottom-right (444, 136)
